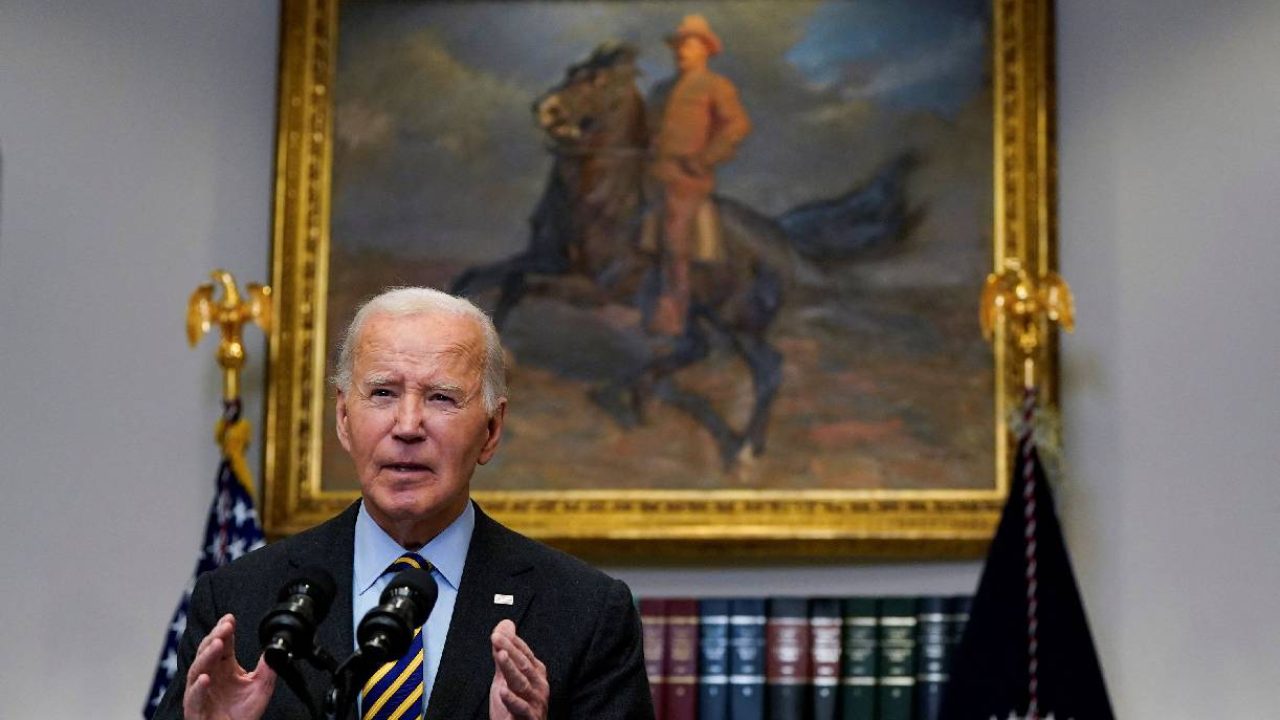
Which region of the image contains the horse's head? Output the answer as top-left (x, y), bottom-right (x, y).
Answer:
top-left (534, 41), bottom-right (644, 149)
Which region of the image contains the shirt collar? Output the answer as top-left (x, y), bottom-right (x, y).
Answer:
top-left (353, 500), bottom-right (474, 597)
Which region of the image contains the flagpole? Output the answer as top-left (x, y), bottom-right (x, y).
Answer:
top-left (980, 259), bottom-right (1075, 720)
top-left (1018, 386), bottom-right (1040, 720)
top-left (187, 269), bottom-right (272, 492)
top-left (945, 263), bottom-right (1111, 720)
top-left (143, 271), bottom-right (273, 718)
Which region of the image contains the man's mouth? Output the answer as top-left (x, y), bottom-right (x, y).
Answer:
top-left (383, 463), bottom-right (430, 473)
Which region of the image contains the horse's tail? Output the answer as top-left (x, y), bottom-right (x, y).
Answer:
top-left (774, 151), bottom-right (917, 262)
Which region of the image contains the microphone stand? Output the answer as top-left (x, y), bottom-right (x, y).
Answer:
top-left (278, 569), bottom-right (436, 719)
top-left (324, 648), bottom-right (382, 720)
top-left (265, 641), bottom-right (336, 720)
top-left (275, 628), bottom-right (410, 720)
top-left (275, 659), bottom-right (323, 720)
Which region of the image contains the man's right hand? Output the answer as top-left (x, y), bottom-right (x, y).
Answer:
top-left (677, 155), bottom-right (711, 178)
top-left (184, 614), bottom-right (277, 720)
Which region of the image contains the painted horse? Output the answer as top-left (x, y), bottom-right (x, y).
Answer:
top-left (452, 42), bottom-right (914, 466)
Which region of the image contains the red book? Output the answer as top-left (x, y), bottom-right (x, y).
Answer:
top-left (664, 598), bottom-right (700, 720)
top-left (809, 598), bottom-right (842, 720)
top-left (766, 597), bottom-right (812, 720)
top-left (639, 598), bottom-right (668, 720)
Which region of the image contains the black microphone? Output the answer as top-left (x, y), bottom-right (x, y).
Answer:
top-left (258, 565), bottom-right (338, 671)
top-left (356, 568), bottom-right (438, 664)
top-left (326, 568), bottom-right (437, 720)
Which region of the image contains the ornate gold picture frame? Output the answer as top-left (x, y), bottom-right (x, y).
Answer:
top-left (263, 0), bottom-right (1059, 561)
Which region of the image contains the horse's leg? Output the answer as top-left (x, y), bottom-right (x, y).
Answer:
top-left (491, 270), bottom-right (529, 330)
top-left (642, 318), bottom-right (752, 468)
top-left (731, 331), bottom-right (784, 457)
top-left (449, 256), bottom-right (531, 332)
top-left (652, 383), bottom-right (742, 470)
top-left (450, 258), bottom-right (518, 297)
top-left (453, 162), bottom-right (576, 325)
top-left (588, 317), bottom-right (709, 429)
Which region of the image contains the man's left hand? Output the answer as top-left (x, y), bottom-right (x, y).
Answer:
top-left (489, 619), bottom-right (549, 720)
top-left (678, 155), bottom-right (711, 178)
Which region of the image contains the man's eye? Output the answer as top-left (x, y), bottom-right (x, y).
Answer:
top-left (429, 393), bottom-right (456, 404)
top-left (370, 388), bottom-right (393, 398)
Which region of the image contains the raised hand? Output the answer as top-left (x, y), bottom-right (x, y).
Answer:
top-left (184, 614), bottom-right (277, 720)
top-left (488, 619), bottom-right (549, 720)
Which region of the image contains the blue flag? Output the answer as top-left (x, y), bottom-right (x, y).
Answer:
top-left (940, 390), bottom-right (1113, 720)
top-left (143, 407), bottom-right (266, 718)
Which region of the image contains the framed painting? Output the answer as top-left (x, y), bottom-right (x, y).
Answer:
top-left (264, 0), bottom-right (1060, 560)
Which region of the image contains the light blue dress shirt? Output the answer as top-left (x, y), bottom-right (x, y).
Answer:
top-left (352, 500), bottom-right (474, 712)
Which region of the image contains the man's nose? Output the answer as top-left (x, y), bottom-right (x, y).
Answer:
top-left (391, 396), bottom-right (427, 442)
top-left (536, 94), bottom-right (564, 129)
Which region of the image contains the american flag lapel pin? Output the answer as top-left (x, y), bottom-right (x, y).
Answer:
top-left (494, 593), bottom-right (514, 606)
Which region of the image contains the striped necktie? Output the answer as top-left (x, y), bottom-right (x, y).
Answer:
top-left (362, 552), bottom-right (432, 720)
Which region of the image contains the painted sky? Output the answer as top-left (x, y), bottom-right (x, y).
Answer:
top-left (331, 0), bottom-right (992, 285)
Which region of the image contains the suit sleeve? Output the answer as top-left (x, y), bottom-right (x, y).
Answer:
top-left (566, 578), bottom-right (655, 720)
top-left (701, 77), bottom-right (752, 168)
top-left (152, 571), bottom-right (221, 720)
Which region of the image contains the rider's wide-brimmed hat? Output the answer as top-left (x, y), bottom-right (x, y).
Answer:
top-left (666, 14), bottom-right (723, 56)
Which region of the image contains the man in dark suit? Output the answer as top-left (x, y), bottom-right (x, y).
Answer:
top-left (156, 288), bottom-right (653, 720)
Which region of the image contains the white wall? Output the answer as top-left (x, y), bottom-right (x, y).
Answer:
top-left (0, 0), bottom-right (1276, 717)
top-left (1057, 0), bottom-right (1280, 715)
top-left (0, 1), bottom-right (279, 716)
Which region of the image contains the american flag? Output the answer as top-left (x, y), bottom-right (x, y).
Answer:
top-left (142, 404), bottom-right (267, 718)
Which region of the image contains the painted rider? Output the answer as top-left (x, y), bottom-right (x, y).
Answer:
top-left (645, 14), bottom-right (752, 337)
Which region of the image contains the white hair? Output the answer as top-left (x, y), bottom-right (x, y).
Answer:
top-left (331, 287), bottom-right (506, 415)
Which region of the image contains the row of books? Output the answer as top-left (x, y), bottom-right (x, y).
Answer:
top-left (638, 595), bottom-right (971, 720)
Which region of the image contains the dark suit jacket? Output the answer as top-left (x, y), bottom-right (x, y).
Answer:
top-left (155, 501), bottom-right (653, 719)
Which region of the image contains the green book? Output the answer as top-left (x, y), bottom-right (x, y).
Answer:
top-left (838, 597), bottom-right (878, 719)
top-left (875, 597), bottom-right (918, 720)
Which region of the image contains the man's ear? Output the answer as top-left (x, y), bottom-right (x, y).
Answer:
top-left (477, 399), bottom-right (507, 465)
top-left (335, 389), bottom-right (352, 453)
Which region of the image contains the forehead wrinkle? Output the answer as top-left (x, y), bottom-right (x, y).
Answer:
top-left (357, 333), bottom-right (479, 366)
top-left (356, 338), bottom-right (483, 394)
top-left (351, 313), bottom-right (488, 395)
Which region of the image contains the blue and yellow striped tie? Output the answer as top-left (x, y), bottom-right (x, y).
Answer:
top-left (362, 552), bottom-right (431, 720)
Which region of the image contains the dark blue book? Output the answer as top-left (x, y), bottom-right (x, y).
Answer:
top-left (914, 596), bottom-right (949, 720)
top-left (697, 599), bottom-right (731, 720)
top-left (939, 595), bottom-right (972, 716)
top-left (809, 598), bottom-right (842, 720)
top-left (728, 598), bottom-right (766, 720)
top-left (946, 594), bottom-right (972, 656)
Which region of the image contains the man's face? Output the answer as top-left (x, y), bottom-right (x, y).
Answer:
top-left (336, 311), bottom-right (505, 541)
top-left (674, 35), bottom-right (710, 73)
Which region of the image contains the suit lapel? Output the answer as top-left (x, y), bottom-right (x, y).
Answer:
top-left (286, 502), bottom-right (358, 687)
top-left (427, 504), bottom-right (535, 719)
